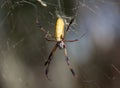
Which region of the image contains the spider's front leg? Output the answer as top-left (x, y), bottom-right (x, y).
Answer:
top-left (64, 45), bottom-right (78, 78)
top-left (44, 44), bottom-right (58, 80)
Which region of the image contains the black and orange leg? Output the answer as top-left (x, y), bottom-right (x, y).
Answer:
top-left (45, 33), bottom-right (56, 42)
top-left (36, 19), bottom-right (55, 41)
top-left (44, 44), bottom-right (58, 80)
top-left (64, 46), bottom-right (78, 78)
top-left (64, 39), bottom-right (78, 42)
top-left (66, 17), bottom-right (75, 32)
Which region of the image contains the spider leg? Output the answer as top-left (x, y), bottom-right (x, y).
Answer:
top-left (45, 33), bottom-right (56, 42)
top-left (64, 31), bottom-right (88, 42)
top-left (45, 44), bottom-right (58, 80)
top-left (66, 17), bottom-right (75, 32)
top-left (64, 39), bottom-right (78, 42)
top-left (36, 23), bottom-right (55, 42)
top-left (64, 45), bottom-right (78, 78)
top-left (45, 38), bottom-right (56, 42)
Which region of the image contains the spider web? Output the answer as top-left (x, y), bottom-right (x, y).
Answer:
top-left (0, 0), bottom-right (120, 88)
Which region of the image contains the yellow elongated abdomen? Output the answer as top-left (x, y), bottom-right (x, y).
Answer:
top-left (55, 18), bottom-right (65, 41)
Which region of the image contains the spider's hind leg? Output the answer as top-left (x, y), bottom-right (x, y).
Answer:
top-left (66, 17), bottom-right (75, 32)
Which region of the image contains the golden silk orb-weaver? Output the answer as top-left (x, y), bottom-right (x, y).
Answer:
top-left (37, 17), bottom-right (78, 80)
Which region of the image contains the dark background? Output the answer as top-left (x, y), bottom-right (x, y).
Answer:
top-left (0, 0), bottom-right (120, 88)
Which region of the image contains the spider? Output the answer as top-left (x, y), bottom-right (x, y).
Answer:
top-left (4, 0), bottom-right (79, 80)
top-left (37, 17), bottom-right (78, 80)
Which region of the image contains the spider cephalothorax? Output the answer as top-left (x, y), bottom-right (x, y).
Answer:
top-left (56, 41), bottom-right (65, 49)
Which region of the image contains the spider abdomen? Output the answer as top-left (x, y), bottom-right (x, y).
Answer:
top-left (55, 17), bottom-right (65, 41)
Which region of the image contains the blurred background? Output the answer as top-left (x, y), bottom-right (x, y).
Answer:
top-left (0, 0), bottom-right (120, 88)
